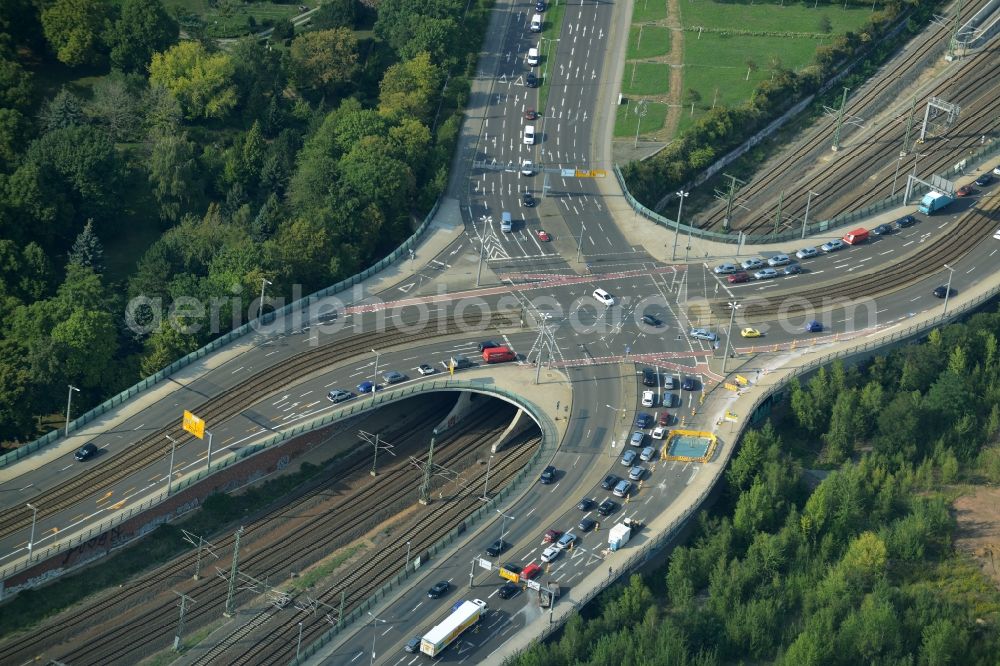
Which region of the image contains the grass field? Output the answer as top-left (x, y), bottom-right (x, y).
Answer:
top-left (627, 24), bottom-right (671, 59)
top-left (163, 0), bottom-right (301, 38)
top-left (621, 62), bottom-right (671, 96)
top-left (681, 0), bottom-right (875, 34)
top-left (632, 0), bottom-right (669, 23)
top-left (614, 101), bottom-right (669, 137)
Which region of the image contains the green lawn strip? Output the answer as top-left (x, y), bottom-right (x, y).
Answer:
top-left (290, 543), bottom-right (367, 592)
top-left (682, 32), bottom-right (822, 71)
top-left (621, 61), bottom-right (671, 96)
top-left (627, 24), bottom-right (671, 59)
top-left (0, 460), bottom-right (332, 638)
top-left (632, 0), bottom-right (669, 23)
top-left (142, 621), bottom-right (224, 663)
top-left (535, 0), bottom-right (568, 118)
top-left (680, 0), bottom-right (875, 34)
top-left (614, 101), bottom-right (670, 138)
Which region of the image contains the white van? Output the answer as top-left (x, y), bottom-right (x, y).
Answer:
top-left (527, 47), bottom-right (539, 66)
top-left (501, 211), bottom-right (512, 232)
top-left (523, 125), bottom-right (535, 145)
top-left (530, 13), bottom-right (542, 32)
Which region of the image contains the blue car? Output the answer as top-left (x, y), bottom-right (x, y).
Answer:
top-left (356, 381), bottom-right (381, 394)
top-left (634, 412), bottom-right (652, 428)
top-left (630, 431), bottom-right (645, 447)
top-left (805, 320), bottom-right (823, 333)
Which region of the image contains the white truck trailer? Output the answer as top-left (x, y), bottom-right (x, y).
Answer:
top-left (420, 599), bottom-right (487, 657)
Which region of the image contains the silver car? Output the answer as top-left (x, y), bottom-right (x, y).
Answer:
top-left (640, 446), bottom-right (656, 462)
top-left (753, 268), bottom-right (779, 280)
top-left (628, 465), bottom-right (645, 481)
top-left (795, 247), bottom-right (819, 259)
top-left (821, 239), bottom-right (845, 252)
top-left (689, 328), bottom-right (718, 342)
top-left (766, 254), bottom-right (790, 266)
top-left (713, 263), bottom-right (738, 275)
top-left (740, 257), bottom-right (765, 270)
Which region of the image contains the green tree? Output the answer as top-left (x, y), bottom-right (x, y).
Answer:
top-left (41, 0), bottom-right (113, 67)
top-left (822, 389), bottom-right (860, 465)
top-left (0, 339), bottom-right (36, 440)
top-left (140, 319), bottom-right (199, 377)
top-left (919, 618), bottom-right (967, 665)
top-left (313, 0), bottom-right (356, 29)
top-left (288, 28), bottom-right (358, 94)
top-left (270, 18), bottom-right (294, 42)
top-left (241, 120), bottom-right (266, 187)
top-left (0, 108), bottom-right (25, 163)
top-left (142, 84), bottom-right (182, 137)
top-left (148, 131), bottom-right (202, 222)
top-left (0, 55), bottom-right (33, 111)
top-left (68, 219), bottom-right (105, 273)
top-left (378, 52), bottom-right (442, 124)
top-left (109, 0), bottom-right (178, 73)
top-left (251, 192), bottom-right (283, 242)
top-left (40, 87), bottom-right (86, 132)
top-left (88, 77), bottom-right (142, 141)
top-left (148, 41), bottom-right (237, 119)
top-left (51, 308), bottom-right (117, 388)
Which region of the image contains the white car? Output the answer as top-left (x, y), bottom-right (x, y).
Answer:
top-left (689, 328), bottom-right (718, 342)
top-left (641, 390), bottom-right (655, 407)
top-left (521, 160), bottom-right (534, 176)
top-left (994, 227), bottom-right (1000, 240)
top-left (592, 288), bottom-right (615, 306)
top-left (526, 47), bottom-right (539, 66)
top-left (753, 268), bottom-right (779, 280)
top-left (795, 247), bottom-right (819, 259)
top-left (540, 546), bottom-right (561, 563)
top-left (740, 257), bottom-right (765, 270)
top-left (766, 254), bottom-right (790, 267)
top-left (993, 165), bottom-right (1000, 176)
top-left (523, 125), bottom-right (535, 145)
top-left (713, 263), bottom-right (738, 275)
top-left (651, 426), bottom-right (666, 440)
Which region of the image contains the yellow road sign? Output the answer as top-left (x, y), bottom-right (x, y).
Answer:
top-left (574, 169), bottom-right (607, 178)
top-left (182, 410), bottom-right (205, 439)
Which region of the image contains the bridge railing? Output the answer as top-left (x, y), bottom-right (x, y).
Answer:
top-left (0, 200), bottom-right (442, 469)
top-left (615, 138), bottom-right (1000, 246)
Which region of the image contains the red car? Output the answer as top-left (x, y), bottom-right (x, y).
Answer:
top-left (537, 229), bottom-right (551, 241)
top-left (956, 185), bottom-right (976, 197)
top-left (728, 271), bottom-right (750, 284)
top-left (524, 108), bottom-right (538, 120)
top-left (543, 529), bottom-right (562, 543)
top-left (658, 412), bottom-right (670, 427)
top-left (521, 562), bottom-right (542, 579)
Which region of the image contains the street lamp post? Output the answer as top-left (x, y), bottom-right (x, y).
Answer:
top-left (890, 153), bottom-right (904, 196)
top-left (371, 349), bottom-right (381, 390)
top-left (26, 502), bottom-right (38, 560)
top-left (801, 191), bottom-right (818, 239)
top-left (405, 540), bottom-right (412, 571)
top-left (723, 301), bottom-right (741, 374)
top-left (481, 455), bottom-right (494, 501)
top-left (257, 278), bottom-right (273, 321)
top-left (671, 190), bottom-right (688, 261)
top-left (942, 264), bottom-right (956, 316)
top-left (165, 434), bottom-right (179, 496)
top-left (576, 222), bottom-right (586, 263)
top-left (367, 612), bottom-right (387, 666)
top-left (65, 384), bottom-right (80, 436)
top-left (496, 509), bottom-right (514, 562)
top-left (296, 622), bottom-right (304, 659)
top-left (205, 431), bottom-right (214, 472)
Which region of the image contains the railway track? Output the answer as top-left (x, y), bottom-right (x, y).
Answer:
top-left (704, 197), bottom-right (998, 318)
top-left (218, 429), bottom-right (542, 666)
top-left (0, 310), bottom-right (517, 544)
top-left (694, 0), bottom-right (994, 234)
top-left (49, 404), bottom-right (526, 665)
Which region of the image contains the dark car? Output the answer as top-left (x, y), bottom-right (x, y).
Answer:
top-left (522, 192), bottom-right (536, 207)
top-left (524, 108), bottom-right (538, 120)
top-left (577, 497), bottom-right (594, 511)
top-left (681, 377), bottom-right (697, 391)
top-left (641, 314), bottom-right (662, 327)
top-left (805, 320), bottom-right (823, 332)
top-left (485, 539), bottom-right (508, 557)
top-left (601, 474), bottom-right (620, 490)
top-left (634, 413), bottom-right (652, 428)
top-left (578, 517), bottom-right (596, 532)
top-left (525, 73), bottom-right (538, 88)
top-left (933, 285), bottom-right (954, 298)
top-left (727, 271), bottom-right (750, 284)
top-left (356, 380), bottom-right (381, 394)
top-left (75, 442), bottom-right (98, 461)
top-left (498, 582), bottom-right (520, 599)
top-left (540, 465), bottom-right (556, 484)
top-left (658, 412), bottom-right (671, 427)
top-left (535, 0), bottom-right (546, 10)
top-left (894, 214), bottom-right (916, 229)
top-left (404, 636), bottom-right (422, 653)
top-left (427, 581), bottom-right (450, 598)
top-left (382, 371), bottom-right (406, 384)
top-left (597, 499), bottom-right (618, 516)
top-left (641, 368), bottom-right (657, 386)
top-left (477, 340), bottom-right (500, 352)
top-left (975, 173), bottom-right (994, 186)
top-left (783, 263), bottom-right (802, 275)
top-left (871, 223), bottom-right (893, 236)
top-left (502, 563), bottom-right (522, 575)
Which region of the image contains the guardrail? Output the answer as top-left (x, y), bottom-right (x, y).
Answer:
top-left (0, 200), bottom-right (442, 469)
top-left (501, 281), bottom-right (1000, 664)
top-left (616, 138), bottom-right (1000, 245)
top-left (1, 376), bottom-right (546, 586)
top-left (287, 383), bottom-right (560, 664)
